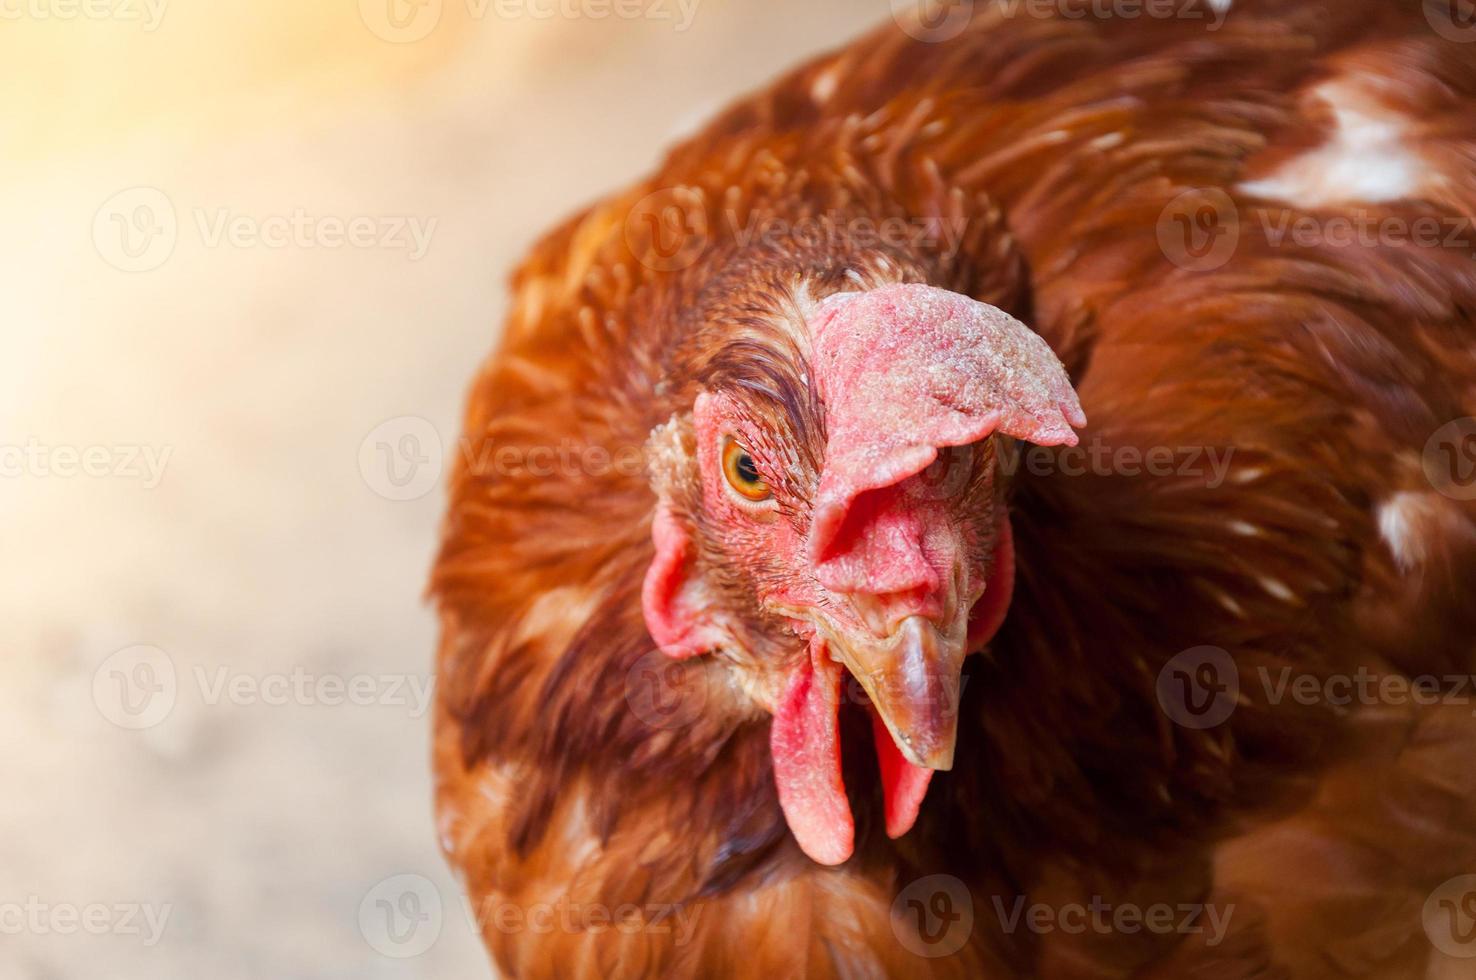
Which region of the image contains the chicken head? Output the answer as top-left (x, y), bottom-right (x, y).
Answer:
top-left (642, 283), bottom-right (1084, 865)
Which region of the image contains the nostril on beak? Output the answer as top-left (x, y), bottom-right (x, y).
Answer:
top-left (845, 587), bottom-right (949, 639)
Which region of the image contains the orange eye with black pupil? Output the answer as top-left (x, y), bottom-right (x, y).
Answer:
top-left (721, 438), bottom-right (772, 503)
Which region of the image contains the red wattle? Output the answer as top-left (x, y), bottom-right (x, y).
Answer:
top-left (769, 639), bottom-right (853, 865)
top-left (869, 708), bottom-right (935, 838)
top-left (771, 515), bottom-right (1017, 862)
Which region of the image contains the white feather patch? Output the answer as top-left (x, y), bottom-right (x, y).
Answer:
top-left (1239, 78), bottom-right (1426, 206)
top-left (810, 64), bottom-right (841, 104)
top-left (1378, 491), bottom-right (1434, 572)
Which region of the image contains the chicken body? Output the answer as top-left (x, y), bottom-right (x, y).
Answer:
top-left (431, 2), bottom-right (1476, 976)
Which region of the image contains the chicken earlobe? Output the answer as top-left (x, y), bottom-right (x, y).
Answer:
top-left (641, 500), bottom-right (728, 660)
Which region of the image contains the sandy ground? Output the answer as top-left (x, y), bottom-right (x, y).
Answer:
top-left (0, 2), bottom-right (880, 976)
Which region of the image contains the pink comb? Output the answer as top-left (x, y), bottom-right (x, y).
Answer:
top-left (807, 284), bottom-right (1085, 562)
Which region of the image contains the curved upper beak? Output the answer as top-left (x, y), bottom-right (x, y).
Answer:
top-left (827, 614), bottom-right (968, 770)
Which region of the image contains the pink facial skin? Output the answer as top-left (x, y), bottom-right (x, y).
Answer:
top-left (642, 284), bottom-right (1085, 866)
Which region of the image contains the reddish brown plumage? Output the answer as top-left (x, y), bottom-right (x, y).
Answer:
top-left (430, 2), bottom-right (1476, 976)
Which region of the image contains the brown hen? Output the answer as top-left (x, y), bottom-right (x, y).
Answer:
top-left (430, 2), bottom-right (1476, 976)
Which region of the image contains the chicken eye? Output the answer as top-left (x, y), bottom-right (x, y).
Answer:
top-left (721, 437), bottom-right (772, 503)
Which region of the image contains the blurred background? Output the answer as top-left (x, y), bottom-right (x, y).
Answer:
top-left (0, 1), bottom-right (883, 976)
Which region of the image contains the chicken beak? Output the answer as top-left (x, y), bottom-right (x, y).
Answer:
top-left (829, 615), bottom-right (967, 771)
